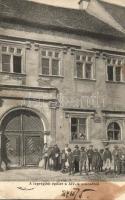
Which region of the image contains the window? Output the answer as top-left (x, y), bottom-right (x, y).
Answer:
top-left (75, 53), bottom-right (95, 80)
top-left (107, 66), bottom-right (113, 81)
top-left (76, 62), bottom-right (83, 78)
top-left (107, 57), bottom-right (124, 82)
top-left (42, 58), bottom-right (49, 75)
top-left (85, 63), bottom-right (92, 79)
top-left (52, 59), bottom-right (59, 75)
top-left (1, 45), bottom-right (23, 74)
top-left (116, 67), bottom-right (121, 82)
top-left (2, 54), bottom-right (11, 72)
top-left (41, 49), bottom-right (61, 76)
top-left (107, 122), bottom-right (121, 140)
top-left (13, 56), bottom-right (22, 73)
top-left (71, 117), bottom-right (86, 141)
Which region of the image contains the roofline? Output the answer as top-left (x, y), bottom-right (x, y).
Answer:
top-left (92, 48), bottom-right (125, 55)
top-left (28, 0), bottom-right (125, 10)
top-left (0, 35), bottom-right (81, 50)
top-left (100, 0), bottom-right (125, 9)
top-left (1, 36), bottom-right (125, 54)
top-left (1, 15), bottom-right (125, 41)
top-left (17, 0), bottom-right (80, 12)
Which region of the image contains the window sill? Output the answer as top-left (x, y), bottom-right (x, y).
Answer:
top-left (70, 140), bottom-right (123, 145)
top-left (39, 74), bottom-right (64, 78)
top-left (106, 81), bottom-right (125, 84)
top-left (74, 77), bottom-right (96, 82)
top-left (70, 140), bottom-right (90, 144)
top-left (102, 140), bottom-right (122, 144)
top-left (0, 71), bottom-right (26, 77)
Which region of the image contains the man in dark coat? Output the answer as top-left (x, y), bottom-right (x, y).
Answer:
top-left (112, 145), bottom-right (121, 174)
top-left (87, 145), bottom-right (94, 172)
top-left (1, 135), bottom-right (10, 170)
top-left (67, 148), bottom-right (74, 175)
top-left (79, 147), bottom-right (87, 175)
top-left (60, 149), bottom-right (67, 173)
top-left (42, 143), bottom-right (49, 170)
top-left (92, 149), bottom-right (102, 172)
top-left (73, 145), bottom-right (80, 173)
top-left (99, 149), bottom-right (104, 172)
top-left (53, 144), bottom-right (60, 171)
top-left (48, 146), bottom-right (55, 170)
top-left (103, 147), bottom-right (112, 174)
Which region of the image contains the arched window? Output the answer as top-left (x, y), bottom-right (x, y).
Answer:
top-left (107, 122), bottom-right (121, 140)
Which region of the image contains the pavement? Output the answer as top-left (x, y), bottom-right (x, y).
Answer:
top-left (0, 168), bottom-right (125, 181)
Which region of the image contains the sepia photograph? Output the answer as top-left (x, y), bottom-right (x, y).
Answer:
top-left (0, 0), bottom-right (125, 198)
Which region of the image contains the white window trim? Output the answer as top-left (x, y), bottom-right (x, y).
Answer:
top-left (39, 47), bottom-right (63, 77)
top-left (0, 43), bottom-right (25, 75)
top-left (66, 112), bottom-right (92, 143)
top-left (107, 65), bottom-right (123, 82)
top-left (106, 119), bottom-right (122, 141)
top-left (70, 117), bottom-right (88, 142)
top-left (75, 53), bottom-right (96, 80)
top-left (106, 56), bottom-right (125, 83)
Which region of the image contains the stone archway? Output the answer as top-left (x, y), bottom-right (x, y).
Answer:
top-left (1, 108), bottom-right (45, 167)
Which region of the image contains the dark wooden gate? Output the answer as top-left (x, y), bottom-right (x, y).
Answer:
top-left (2, 109), bottom-right (44, 167)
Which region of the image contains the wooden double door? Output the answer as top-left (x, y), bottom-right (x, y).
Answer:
top-left (2, 109), bottom-right (44, 167)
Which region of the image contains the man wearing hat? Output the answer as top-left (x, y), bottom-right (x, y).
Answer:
top-left (79, 147), bottom-right (87, 175)
top-left (87, 145), bottom-right (94, 172)
top-left (67, 148), bottom-right (74, 175)
top-left (103, 147), bottom-right (112, 174)
top-left (112, 145), bottom-right (120, 174)
top-left (73, 145), bottom-right (80, 173)
top-left (53, 144), bottom-right (60, 171)
top-left (92, 148), bottom-right (102, 173)
top-left (1, 135), bottom-right (10, 170)
top-left (42, 143), bottom-right (49, 170)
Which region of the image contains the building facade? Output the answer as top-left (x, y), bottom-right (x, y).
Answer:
top-left (0, 0), bottom-right (125, 167)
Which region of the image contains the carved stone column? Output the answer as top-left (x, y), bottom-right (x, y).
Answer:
top-left (49, 101), bottom-right (59, 144)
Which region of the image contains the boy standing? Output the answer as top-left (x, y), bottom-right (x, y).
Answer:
top-left (87, 145), bottom-right (94, 172)
top-left (67, 148), bottom-right (74, 175)
top-left (103, 147), bottom-right (112, 174)
top-left (42, 143), bottom-right (49, 170)
top-left (61, 149), bottom-right (67, 173)
top-left (79, 147), bottom-right (87, 175)
top-left (73, 145), bottom-right (80, 173)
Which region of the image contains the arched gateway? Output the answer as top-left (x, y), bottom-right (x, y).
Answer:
top-left (1, 108), bottom-right (44, 167)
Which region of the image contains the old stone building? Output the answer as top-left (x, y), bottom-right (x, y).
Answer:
top-left (0, 0), bottom-right (125, 167)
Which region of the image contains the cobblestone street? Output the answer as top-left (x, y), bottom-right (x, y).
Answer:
top-left (0, 168), bottom-right (125, 182)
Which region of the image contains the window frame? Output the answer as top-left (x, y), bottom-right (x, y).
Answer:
top-left (75, 52), bottom-right (96, 80)
top-left (106, 56), bottom-right (125, 83)
top-left (107, 121), bottom-right (122, 141)
top-left (0, 44), bottom-right (25, 75)
top-left (40, 47), bottom-right (62, 77)
top-left (68, 113), bottom-right (90, 143)
top-left (71, 117), bottom-right (86, 140)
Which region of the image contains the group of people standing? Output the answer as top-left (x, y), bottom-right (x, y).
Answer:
top-left (42, 143), bottom-right (61, 171)
top-left (42, 143), bottom-right (125, 175)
